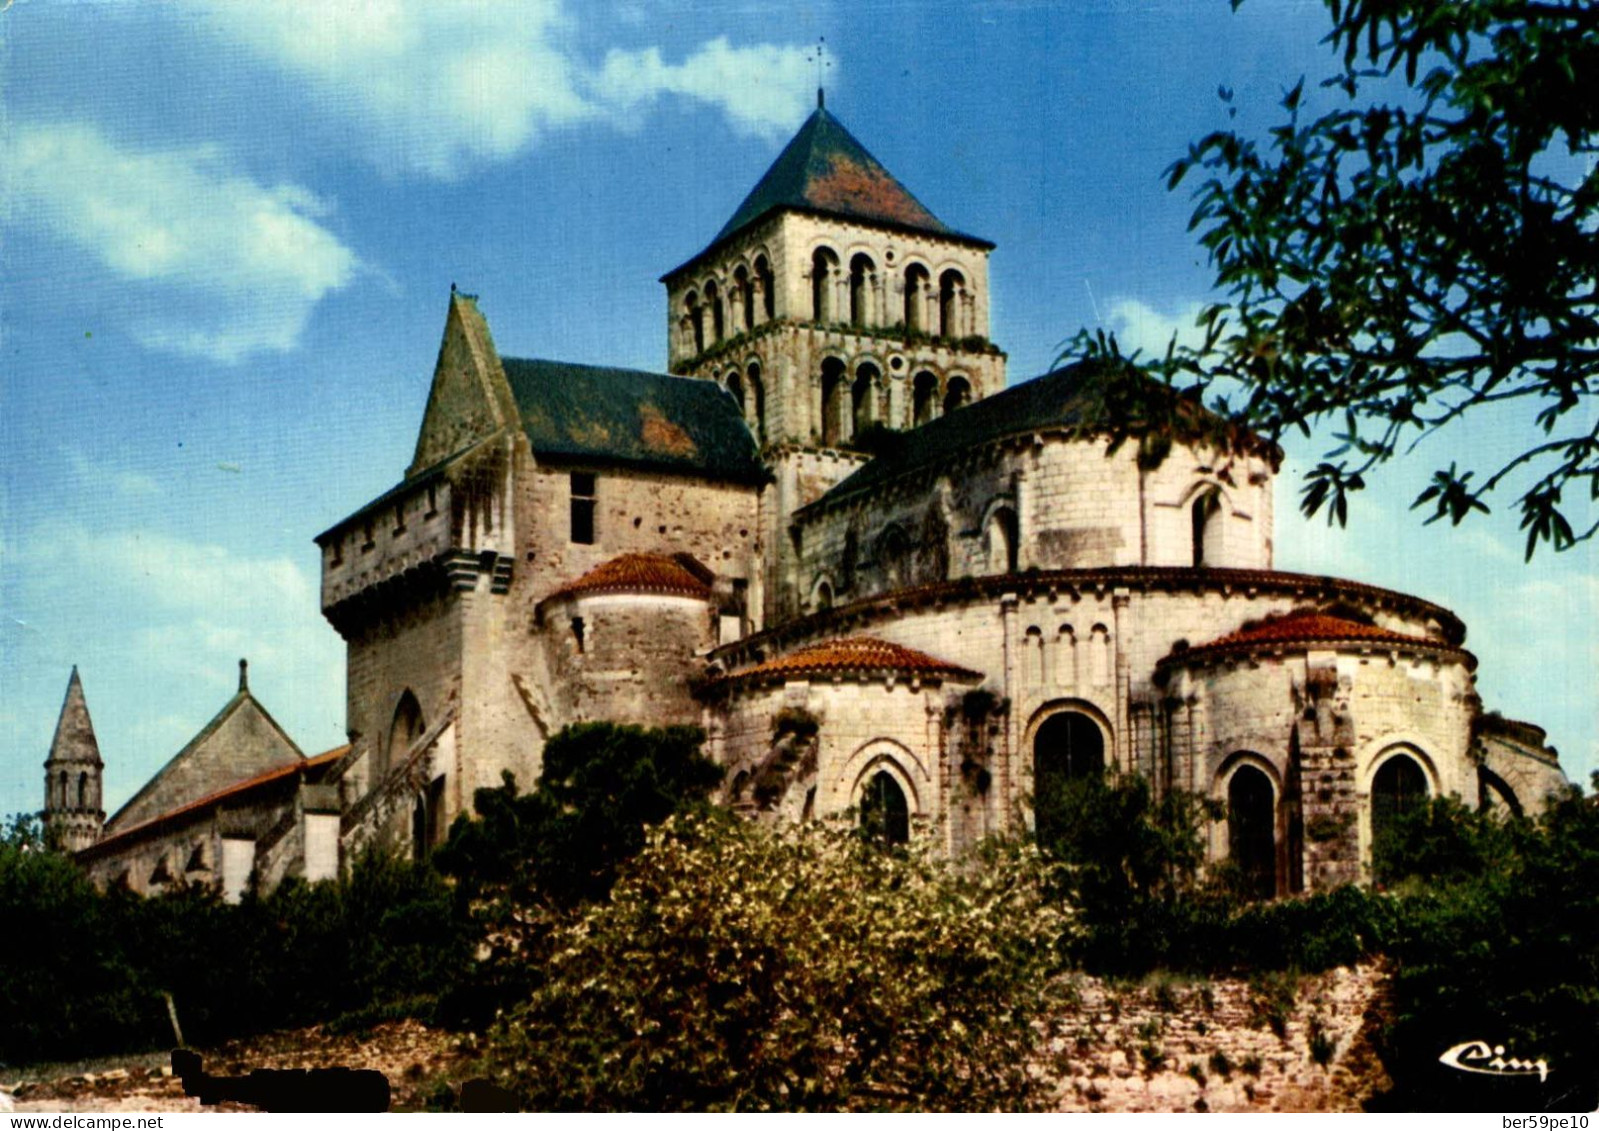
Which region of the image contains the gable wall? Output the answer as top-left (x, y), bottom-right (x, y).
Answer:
top-left (107, 699), bottom-right (301, 834)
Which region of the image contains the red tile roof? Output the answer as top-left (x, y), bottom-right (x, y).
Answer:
top-left (79, 745), bottom-right (348, 857)
top-left (550, 552), bottom-right (712, 600)
top-left (1166, 612), bottom-right (1468, 667)
top-left (717, 635), bottom-right (981, 687)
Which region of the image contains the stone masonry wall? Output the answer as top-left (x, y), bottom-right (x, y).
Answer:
top-left (790, 434), bottom-right (1275, 619)
top-left (519, 461), bottom-right (760, 608)
top-left (709, 675), bottom-right (970, 849)
top-left (541, 592), bottom-right (715, 729)
top-left (1050, 963), bottom-right (1391, 1112)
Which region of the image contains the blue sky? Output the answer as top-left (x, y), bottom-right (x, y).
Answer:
top-left (3, 0), bottom-right (1594, 821)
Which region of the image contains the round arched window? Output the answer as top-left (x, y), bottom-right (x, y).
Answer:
top-left (1371, 753), bottom-right (1429, 881)
top-left (1228, 764), bottom-right (1276, 899)
top-left (1032, 712), bottom-right (1104, 845)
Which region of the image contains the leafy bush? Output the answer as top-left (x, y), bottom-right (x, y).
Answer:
top-left (0, 812), bottom-right (469, 1065)
top-left (436, 723), bottom-right (722, 908)
top-left (1375, 782), bottom-right (1599, 1110)
top-left (484, 814), bottom-right (1078, 1111)
top-left (1034, 773), bottom-right (1222, 972)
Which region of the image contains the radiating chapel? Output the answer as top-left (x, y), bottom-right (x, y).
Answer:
top-left (46, 101), bottom-right (1569, 898)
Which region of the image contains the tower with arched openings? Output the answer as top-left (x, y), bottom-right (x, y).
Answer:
top-left (42, 667), bottom-right (104, 853)
top-left (660, 98), bottom-right (1006, 623)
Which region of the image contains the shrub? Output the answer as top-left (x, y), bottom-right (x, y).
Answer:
top-left (0, 810), bottom-right (469, 1065)
top-left (436, 723), bottom-right (723, 908)
top-left (484, 814), bottom-right (1079, 1111)
top-left (1034, 773), bottom-right (1222, 973)
top-left (1375, 780), bottom-right (1599, 1110)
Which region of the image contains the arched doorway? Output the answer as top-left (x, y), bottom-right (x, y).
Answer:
top-left (1032, 711), bottom-right (1105, 845)
top-left (1228, 764), bottom-right (1276, 899)
top-left (859, 769), bottom-right (910, 845)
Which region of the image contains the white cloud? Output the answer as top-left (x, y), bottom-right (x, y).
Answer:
top-left (64, 449), bottom-right (162, 500)
top-left (6, 123), bottom-right (358, 362)
top-left (1105, 297), bottom-right (1210, 360)
top-left (593, 37), bottom-right (817, 140)
top-left (184, 1), bottom-right (815, 178)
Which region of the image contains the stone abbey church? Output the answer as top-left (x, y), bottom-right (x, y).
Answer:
top-left (46, 103), bottom-right (1568, 899)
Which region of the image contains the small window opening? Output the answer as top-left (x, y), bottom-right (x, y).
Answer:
top-left (756, 255), bottom-right (775, 320)
top-left (913, 371), bottom-right (938, 426)
top-left (570, 472), bottom-right (596, 545)
top-left (571, 616), bottom-right (585, 653)
top-left (943, 376), bottom-right (971, 415)
top-left (904, 264), bottom-right (930, 331)
top-left (821, 357), bottom-right (848, 446)
top-left (1191, 488), bottom-right (1222, 568)
top-left (939, 269), bottom-right (965, 338)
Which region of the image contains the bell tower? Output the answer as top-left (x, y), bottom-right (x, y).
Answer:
top-left (661, 101), bottom-right (1005, 620)
top-left (42, 666), bottom-right (105, 853)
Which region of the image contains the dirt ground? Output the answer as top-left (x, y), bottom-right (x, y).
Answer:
top-left (3, 1020), bottom-right (477, 1113)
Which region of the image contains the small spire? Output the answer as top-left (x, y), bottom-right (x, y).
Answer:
top-left (238, 658), bottom-right (249, 693)
top-left (812, 36), bottom-right (829, 111)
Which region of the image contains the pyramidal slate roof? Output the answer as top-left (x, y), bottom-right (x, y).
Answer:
top-left (667, 107), bottom-right (992, 278)
top-left (45, 666), bottom-right (102, 768)
top-left (503, 358), bottom-right (765, 484)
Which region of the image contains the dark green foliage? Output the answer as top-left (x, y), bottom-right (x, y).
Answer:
top-left (432, 723), bottom-right (724, 1029)
top-left (435, 723), bottom-right (723, 908)
top-left (1375, 780), bottom-right (1599, 1109)
top-left (0, 813), bottom-right (468, 1066)
top-left (1062, 0), bottom-right (1599, 556)
top-left (1034, 773), bottom-right (1222, 972)
top-left (0, 816), bottom-right (146, 1063)
top-left (1371, 793), bottom-right (1518, 887)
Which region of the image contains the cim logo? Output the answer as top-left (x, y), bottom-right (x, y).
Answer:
top-left (1439, 1041), bottom-right (1550, 1084)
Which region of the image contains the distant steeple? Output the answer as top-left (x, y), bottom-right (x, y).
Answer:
top-left (42, 666), bottom-right (105, 853)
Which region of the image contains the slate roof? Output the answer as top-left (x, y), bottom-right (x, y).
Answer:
top-left (812, 363), bottom-right (1272, 511)
top-left (80, 746), bottom-right (348, 858)
top-left (502, 358), bottom-right (765, 484)
top-left (549, 552), bottom-right (713, 601)
top-left (666, 107), bottom-right (991, 279)
top-left (714, 635), bottom-right (981, 688)
top-left (1163, 612), bottom-right (1471, 667)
